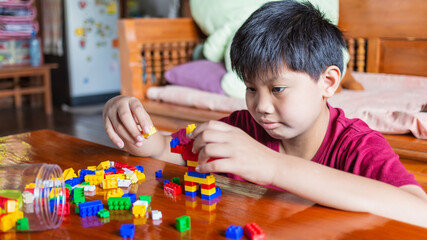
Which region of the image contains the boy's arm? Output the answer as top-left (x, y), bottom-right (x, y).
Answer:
top-left (124, 133), bottom-right (185, 166)
top-left (272, 155), bottom-right (427, 228)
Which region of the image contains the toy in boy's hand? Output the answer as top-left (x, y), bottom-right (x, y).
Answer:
top-left (170, 124), bottom-right (222, 201)
top-left (190, 0), bottom-right (363, 98)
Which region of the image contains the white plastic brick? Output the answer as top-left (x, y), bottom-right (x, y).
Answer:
top-left (84, 185), bottom-right (96, 192)
top-left (151, 210), bottom-right (162, 220)
top-left (118, 179), bottom-right (131, 187)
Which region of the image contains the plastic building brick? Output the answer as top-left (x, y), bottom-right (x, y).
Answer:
top-left (104, 188), bottom-right (124, 199)
top-left (97, 209), bottom-right (110, 218)
top-left (186, 160), bottom-right (198, 167)
top-left (22, 191), bottom-right (34, 204)
top-left (142, 126), bottom-right (157, 138)
top-left (151, 210), bottom-right (162, 220)
top-left (5, 199), bottom-right (17, 213)
top-left (79, 169), bottom-right (95, 178)
top-left (125, 172), bottom-right (138, 183)
top-left (176, 215), bottom-right (191, 232)
top-left (84, 174), bottom-right (103, 185)
top-left (108, 197), bottom-right (131, 210)
top-left (113, 162), bottom-right (128, 169)
top-left (126, 166), bottom-right (137, 171)
top-left (84, 185), bottom-right (96, 192)
top-left (62, 168), bottom-right (77, 180)
top-left (117, 179), bottom-right (132, 187)
top-left (120, 224), bottom-right (135, 239)
top-left (122, 167), bottom-right (132, 174)
top-left (16, 217), bottom-right (29, 230)
top-left (136, 165), bottom-right (144, 173)
top-left (225, 225), bottom-right (243, 239)
top-left (57, 202), bottom-right (70, 216)
top-left (184, 191), bottom-right (197, 197)
top-left (188, 171), bottom-right (209, 179)
top-left (186, 124), bottom-right (196, 134)
top-left (172, 177), bottom-right (180, 185)
top-left (64, 176), bottom-right (83, 187)
top-left (105, 173), bottom-right (125, 180)
top-left (109, 161), bottom-right (115, 167)
top-left (0, 213), bottom-right (16, 232)
top-left (163, 179), bottom-right (170, 185)
top-left (97, 160), bottom-right (111, 170)
top-left (25, 183), bottom-right (36, 189)
top-left (132, 204), bottom-right (146, 218)
top-left (86, 166), bottom-right (96, 171)
top-left (95, 169), bottom-right (105, 176)
top-left (133, 200), bottom-right (149, 210)
top-left (164, 182), bottom-right (182, 195)
top-left (78, 200), bottom-right (103, 217)
top-left (72, 188), bottom-right (85, 204)
top-left (104, 167), bottom-right (116, 173)
top-left (122, 193), bottom-right (136, 203)
top-left (243, 222), bottom-right (265, 240)
top-left (170, 137), bottom-right (180, 148)
top-left (139, 195), bottom-right (151, 205)
top-left (134, 170), bottom-right (145, 182)
top-left (101, 178), bottom-right (118, 189)
top-left (155, 170), bottom-right (163, 178)
top-left (184, 173), bottom-right (215, 185)
top-left (201, 187), bottom-right (222, 201)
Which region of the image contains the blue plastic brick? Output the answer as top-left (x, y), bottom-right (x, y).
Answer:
top-left (187, 171), bottom-right (209, 179)
top-left (122, 193), bottom-right (137, 203)
top-left (104, 167), bottom-right (116, 173)
top-left (155, 170), bottom-right (163, 178)
top-left (170, 137), bottom-right (180, 148)
top-left (136, 165), bottom-right (144, 173)
top-left (201, 187), bottom-right (222, 200)
top-left (64, 176), bottom-right (83, 187)
top-left (120, 224), bottom-right (135, 238)
top-left (79, 169), bottom-right (95, 178)
top-left (163, 179), bottom-right (170, 185)
top-left (225, 225), bottom-right (243, 239)
top-left (78, 200), bottom-right (103, 217)
top-left (184, 190), bottom-right (197, 197)
top-left (49, 198), bottom-right (65, 213)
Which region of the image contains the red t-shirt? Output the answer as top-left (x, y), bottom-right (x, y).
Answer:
top-left (172, 104), bottom-right (422, 190)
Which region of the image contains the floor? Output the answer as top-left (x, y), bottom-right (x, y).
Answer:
top-left (0, 105), bottom-right (116, 149)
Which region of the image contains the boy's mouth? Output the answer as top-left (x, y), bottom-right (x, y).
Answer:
top-left (260, 119), bottom-right (280, 130)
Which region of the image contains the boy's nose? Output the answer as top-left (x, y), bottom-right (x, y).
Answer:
top-left (255, 95), bottom-right (274, 114)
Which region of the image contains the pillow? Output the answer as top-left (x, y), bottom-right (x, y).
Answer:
top-left (164, 60), bottom-right (226, 95)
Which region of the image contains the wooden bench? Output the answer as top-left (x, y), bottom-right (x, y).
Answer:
top-left (0, 63), bottom-right (57, 114)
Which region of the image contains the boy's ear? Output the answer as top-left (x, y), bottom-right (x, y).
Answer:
top-left (320, 66), bottom-right (341, 98)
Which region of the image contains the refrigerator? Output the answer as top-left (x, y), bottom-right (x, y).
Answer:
top-left (51, 0), bottom-right (120, 106)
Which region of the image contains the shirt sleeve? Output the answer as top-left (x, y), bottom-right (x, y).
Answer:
top-left (342, 130), bottom-right (422, 189)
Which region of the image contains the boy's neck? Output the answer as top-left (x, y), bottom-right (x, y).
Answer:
top-left (280, 102), bottom-right (330, 160)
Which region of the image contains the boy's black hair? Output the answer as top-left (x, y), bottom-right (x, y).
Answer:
top-left (231, 0), bottom-right (346, 82)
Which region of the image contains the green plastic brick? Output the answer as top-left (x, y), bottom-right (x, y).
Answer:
top-left (108, 197), bottom-right (131, 210)
top-left (16, 217), bottom-right (29, 230)
top-left (97, 209), bottom-right (110, 218)
top-left (73, 188), bottom-right (85, 204)
top-left (176, 215), bottom-right (191, 232)
top-left (139, 195), bottom-right (151, 205)
top-left (172, 177), bottom-right (180, 185)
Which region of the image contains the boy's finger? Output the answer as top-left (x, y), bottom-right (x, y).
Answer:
top-left (117, 106), bottom-right (144, 142)
top-left (196, 158), bottom-right (228, 173)
top-left (197, 142), bottom-right (230, 164)
top-left (129, 98), bottom-right (153, 135)
top-left (189, 120), bottom-right (229, 139)
top-left (192, 129), bottom-right (228, 153)
top-left (104, 118), bottom-right (124, 148)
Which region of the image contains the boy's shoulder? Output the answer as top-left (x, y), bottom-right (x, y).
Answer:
top-left (329, 105), bottom-right (388, 147)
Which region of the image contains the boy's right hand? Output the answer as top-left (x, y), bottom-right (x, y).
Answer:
top-left (103, 96), bottom-right (154, 149)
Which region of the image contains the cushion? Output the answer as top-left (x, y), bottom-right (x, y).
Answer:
top-left (164, 60), bottom-right (226, 95)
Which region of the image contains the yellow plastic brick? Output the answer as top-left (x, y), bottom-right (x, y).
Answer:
top-left (87, 166), bottom-right (97, 171)
top-left (185, 185), bottom-right (197, 192)
top-left (187, 160), bottom-right (198, 167)
top-left (184, 172), bottom-right (215, 185)
top-left (105, 174), bottom-right (125, 180)
top-left (186, 124), bottom-right (196, 134)
top-left (142, 126), bottom-right (157, 138)
top-left (97, 161), bottom-right (111, 170)
top-left (201, 188), bottom-right (216, 195)
top-left (62, 168), bottom-right (77, 181)
top-left (132, 205), bottom-right (146, 218)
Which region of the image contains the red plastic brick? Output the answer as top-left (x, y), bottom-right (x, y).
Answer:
top-left (244, 222), bottom-right (265, 240)
top-left (164, 182), bottom-right (182, 195)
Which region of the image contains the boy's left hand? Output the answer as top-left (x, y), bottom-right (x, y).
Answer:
top-left (189, 120), bottom-right (280, 186)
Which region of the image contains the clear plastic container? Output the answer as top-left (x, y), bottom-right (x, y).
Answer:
top-left (0, 163), bottom-right (65, 232)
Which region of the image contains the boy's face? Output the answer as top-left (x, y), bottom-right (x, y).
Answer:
top-left (244, 68), bottom-right (326, 140)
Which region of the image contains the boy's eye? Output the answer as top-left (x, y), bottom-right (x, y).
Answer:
top-left (272, 87), bottom-right (285, 93)
top-left (246, 87), bottom-right (256, 92)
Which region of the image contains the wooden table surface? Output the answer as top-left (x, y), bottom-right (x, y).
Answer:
top-left (1, 130), bottom-right (426, 239)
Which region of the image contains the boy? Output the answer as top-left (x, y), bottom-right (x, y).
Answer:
top-left (103, 1), bottom-right (427, 227)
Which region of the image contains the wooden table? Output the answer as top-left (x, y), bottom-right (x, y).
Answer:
top-left (1, 130), bottom-right (426, 239)
top-left (0, 64), bottom-right (57, 115)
